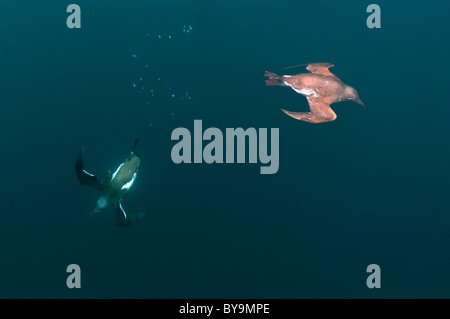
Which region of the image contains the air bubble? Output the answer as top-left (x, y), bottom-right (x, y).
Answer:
top-left (183, 24), bottom-right (193, 33)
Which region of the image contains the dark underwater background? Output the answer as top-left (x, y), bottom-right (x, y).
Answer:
top-left (0, 0), bottom-right (449, 298)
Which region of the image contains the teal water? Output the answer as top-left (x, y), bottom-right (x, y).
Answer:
top-left (0, 0), bottom-right (449, 298)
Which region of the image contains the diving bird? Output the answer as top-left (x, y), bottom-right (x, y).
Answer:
top-left (265, 63), bottom-right (365, 123)
top-left (75, 139), bottom-right (145, 227)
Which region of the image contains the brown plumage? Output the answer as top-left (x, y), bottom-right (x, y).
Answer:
top-left (265, 63), bottom-right (365, 123)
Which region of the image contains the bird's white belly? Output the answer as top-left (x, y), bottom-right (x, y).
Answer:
top-left (284, 82), bottom-right (319, 97)
top-left (293, 87), bottom-right (319, 97)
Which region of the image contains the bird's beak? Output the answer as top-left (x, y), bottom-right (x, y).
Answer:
top-left (356, 98), bottom-right (366, 108)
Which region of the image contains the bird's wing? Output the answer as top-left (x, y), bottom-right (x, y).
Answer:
top-left (307, 97), bottom-right (337, 122)
top-left (75, 147), bottom-right (102, 190)
top-left (306, 63), bottom-right (335, 76)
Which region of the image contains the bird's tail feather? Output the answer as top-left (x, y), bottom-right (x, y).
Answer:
top-left (264, 71), bottom-right (286, 86)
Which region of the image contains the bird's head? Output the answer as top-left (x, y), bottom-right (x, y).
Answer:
top-left (344, 86), bottom-right (365, 108)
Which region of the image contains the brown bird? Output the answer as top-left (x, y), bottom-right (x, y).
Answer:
top-left (265, 63), bottom-right (365, 123)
